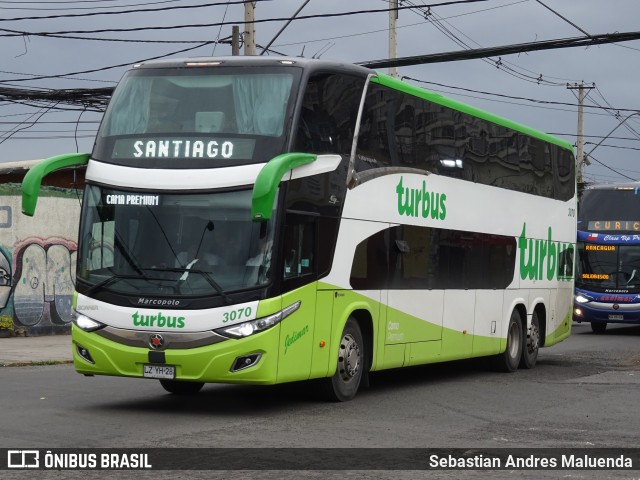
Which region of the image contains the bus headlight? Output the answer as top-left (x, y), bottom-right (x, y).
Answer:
top-left (72, 310), bottom-right (105, 332)
top-left (575, 295), bottom-right (590, 304)
top-left (215, 301), bottom-right (301, 339)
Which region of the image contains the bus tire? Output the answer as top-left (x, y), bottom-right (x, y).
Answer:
top-left (320, 318), bottom-right (364, 402)
top-left (519, 311), bottom-right (540, 369)
top-left (591, 322), bottom-right (607, 334)
top-left (159, 379), bottom-right (204, 395)
top-left (491, 309), bottom-right (523, 373)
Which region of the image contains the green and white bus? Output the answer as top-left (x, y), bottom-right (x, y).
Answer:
top-left (22, 57), bottom-right (576, 401)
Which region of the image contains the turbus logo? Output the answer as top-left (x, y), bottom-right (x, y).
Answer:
top-left (132, 311), bottom-right (185, 328)
top-left (396, 176), bottom-right (447, 220)
top-left (518, 223), bottom-right (574, 281)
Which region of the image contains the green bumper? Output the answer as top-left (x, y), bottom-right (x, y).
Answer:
top-left (72, 324), bottom-right (281, 385)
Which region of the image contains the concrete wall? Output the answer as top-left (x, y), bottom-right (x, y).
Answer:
top-left (0, 164), bottom-right (85, 336)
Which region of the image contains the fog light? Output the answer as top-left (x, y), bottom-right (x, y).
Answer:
top-left (230, 353), bottom-right (262, 372)
top-left (574, 308), bottom-right (583, 317)
top-left (76, 344), bottom-right (94, 364)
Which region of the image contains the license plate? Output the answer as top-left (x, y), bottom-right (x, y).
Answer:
top-left (143, 364), bottom-right (175, 379)
top-left (608, 314), bottom-right (624, 321)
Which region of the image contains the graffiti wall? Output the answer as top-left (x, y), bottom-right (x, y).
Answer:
top-left (0, 183), bottom-right (82, 336)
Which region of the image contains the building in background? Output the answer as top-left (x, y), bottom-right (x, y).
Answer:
top-left (0, 161), bottom-right (85, 336)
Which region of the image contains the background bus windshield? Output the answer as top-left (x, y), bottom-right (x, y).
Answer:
top-left (577, 187), bottom-right (640, 292)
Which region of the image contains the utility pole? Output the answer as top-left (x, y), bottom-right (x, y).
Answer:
top-left (389, 0), bottom-right (398, 77)
top-left (232, 25), bottom-right (240, 56)
top-left (567, 82), bottom-right (594, 187)
top-left (244, 2), bottom-right (256, 56)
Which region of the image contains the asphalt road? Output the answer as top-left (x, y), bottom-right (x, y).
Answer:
top-left (1, 322), bottom-right (639, 479)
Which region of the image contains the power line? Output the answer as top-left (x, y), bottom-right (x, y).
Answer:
top-left (361, 31), bottom-right (640, 69)
top-left (0, 41), bottom-right (216, 83)
top-left (586, 152), bottom-right (637, 181)
top-left (0, 0), bottom-right (489, 36)
top-left (0, 0), bottom-right (183, 11)
top-left (533, 0), bottom-right (592, 38)
top-left (402, 77), bottom-right (640, 113)
top-left (1, 0), bottom-right (273, 22)
top-left (401, 0), bottom-right (567, 86)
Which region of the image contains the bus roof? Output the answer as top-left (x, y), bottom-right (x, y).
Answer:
top-left (131, 56), bottom-right (574, 154)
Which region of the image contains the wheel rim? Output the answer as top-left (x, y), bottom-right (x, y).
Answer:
top-left (507, 321), bottom-right (520, 359)
top-left (338, 332), bottom-right (361, 382)
top-left (527, 324), bottom-right (539, 355)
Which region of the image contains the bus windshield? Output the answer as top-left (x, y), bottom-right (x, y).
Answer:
top-left (576, 186), bottom-right (640, 293)
top-left (93, 66), bottom-right (301, 167)
top-left (77, 185), bottom-right (276, 298)
top-left (576, 243), bottom-right (640, 292)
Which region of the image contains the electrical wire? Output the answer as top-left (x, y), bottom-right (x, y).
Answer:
top-left (0, 0), bottom-right (490, 37)
top-left (0, 0), bottom-right (273, 22)
top-left (402, 77), bottom-right (640, 113)
top-left (0, 41), bottom-right (216, 83)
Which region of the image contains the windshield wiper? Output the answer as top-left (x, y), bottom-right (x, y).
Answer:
top-left (187, 268), bottom-right (232, 305)
top-left (83, 273), bottom-right (154, 296)
top-left (141, 267), bottom-right (232, 304)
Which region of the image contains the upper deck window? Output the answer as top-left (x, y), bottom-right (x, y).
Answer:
top-left (93, 66), bottom-right (301, 168)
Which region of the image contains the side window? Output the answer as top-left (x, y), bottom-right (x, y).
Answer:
top-left (349, 225), bottom-right (516, 290)
top-left (295, 73), bottom-right (365, 155)
top-left (355, 84), bottom-right (393, 170)
top-left (282, 213), bottom-right (316, 282)
top-left (350, 229), bottom-right (388, 289)
top-left (86, 221), bottom-right (115, 271)
top-left (553, 146), bottom-right (576, 201)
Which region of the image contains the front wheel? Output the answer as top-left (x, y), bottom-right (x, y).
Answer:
top-left (519, 311), bottom-right (540, 369)
top-left (159, 379), bottom-right (204, 395)
top-left (319, 318), bottom-right (364, 402)
top-left (491, 309), bottom-right (523, 372)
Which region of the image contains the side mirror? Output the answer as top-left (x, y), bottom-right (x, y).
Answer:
top-left (251, 152), bottom-right (316, 221)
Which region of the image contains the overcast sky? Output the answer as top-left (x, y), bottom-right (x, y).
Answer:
top-left (1, 0), bottom-right (639, 185)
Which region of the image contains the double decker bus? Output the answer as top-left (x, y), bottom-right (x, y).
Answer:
top-left (22, 57), bottom-right (576, 401)
top-left (574, 183), bottom-right (640, 333)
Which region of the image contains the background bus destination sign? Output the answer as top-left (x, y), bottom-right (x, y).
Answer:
top-left (587, 220), bottom-right (640, 231)
top-left (112, 137), bottom-right (256, 160)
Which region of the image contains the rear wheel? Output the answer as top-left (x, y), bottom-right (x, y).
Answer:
top-left (591, 322), bottom-right (607, 334)
top-left (491, 309), bottom-right (523, 372)
top-left (519, 311), bottom-right (540, 369)
top-left (159, 379), bottom-right (204, 395)
top-left (319, 318), bottom-right (364, 402)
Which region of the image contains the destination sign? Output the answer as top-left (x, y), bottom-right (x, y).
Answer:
top-left (588, 220), bottom-right (640, 232)
top-left (113, 137), bottom-right (256, 160)
top-left (585, 244), bottom-right (616, 251)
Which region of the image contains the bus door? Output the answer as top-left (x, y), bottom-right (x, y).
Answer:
top-left (276, 212), bottom-right (317, 383)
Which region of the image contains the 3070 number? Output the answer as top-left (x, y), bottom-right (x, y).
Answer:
top-left (222, 307), bottom-right (252, 323)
